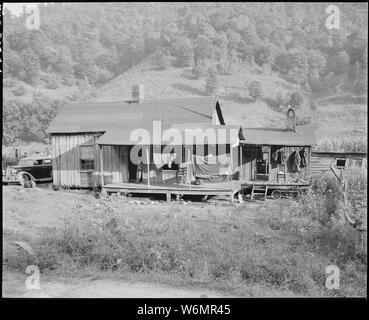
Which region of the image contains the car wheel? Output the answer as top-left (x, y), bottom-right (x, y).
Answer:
top-left (18, 174), bottom-right (29, 187)
top-left (271, 190), bottom-right (282, 200)
top-left (19, 174), bottom-right (35, 188)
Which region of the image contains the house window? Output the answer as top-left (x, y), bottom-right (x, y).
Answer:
top-left (336, 158), bottom-right (346, 168)
top-left (80, 145), bottom-right (95, 170)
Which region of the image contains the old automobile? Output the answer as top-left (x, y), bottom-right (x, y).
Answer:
top-left (2, 156), bottom-right (53, 186)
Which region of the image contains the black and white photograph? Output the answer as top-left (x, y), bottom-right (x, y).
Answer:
top-left (1, 2), bottom-right (367, 304)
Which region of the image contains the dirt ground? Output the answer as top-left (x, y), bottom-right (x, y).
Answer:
top-left (2, 270), bottom-right (227, 298)
top-left (3, 185), bottom-right (267, 298)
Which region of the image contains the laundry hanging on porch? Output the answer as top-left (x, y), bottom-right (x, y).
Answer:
top-left (290, 150), bottom-right (301, 172)
top-left (153, 152), bottom-right (177, 169)
top-left (299, 148), bottom-right (308, 168)
top-left (271, 149), bottom-right (286, 165)
top-left (192, 153), bottom-right (232, 180)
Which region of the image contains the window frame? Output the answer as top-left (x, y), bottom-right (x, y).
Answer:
top-left (79, 144), bottom-right (95, 172)
top-left (336, 158), bottom-right (346, 168)
top-left (33, 159), bottom-right (43, 166)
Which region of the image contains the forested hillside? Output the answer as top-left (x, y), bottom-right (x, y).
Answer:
top-left (3, 2), bottom-right (368, 146)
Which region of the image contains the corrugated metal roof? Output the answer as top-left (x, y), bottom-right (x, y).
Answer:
top-left (47, 96), bottom-right (218, 133)
top-left (241, 126), bottom-right (316, 146)
top-left (96, 123), bottom-right (241, 146)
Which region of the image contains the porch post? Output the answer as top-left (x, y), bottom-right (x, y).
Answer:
top-left (230, 145), bottom-right (233, 180)
top-left (188, 148), bottom-right (191, 190)
top-left (146, 147), bottom-right (150, 188)
top-left (99, 145), bottom-right (104, 187)
top-left (240, 145), bottom-right (243, 180)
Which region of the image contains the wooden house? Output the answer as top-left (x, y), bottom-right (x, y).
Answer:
top-left (47, 96), bottom-right (241, 192)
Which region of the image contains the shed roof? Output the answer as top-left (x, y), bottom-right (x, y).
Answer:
top-left (241, 126), bottom-right (316, 146)
top-left (96, 123), bottom-right (241, 146)
top-left (47, 96), bottom-right (220, 134)
top-left (311, 151), bottom-right (367, 158)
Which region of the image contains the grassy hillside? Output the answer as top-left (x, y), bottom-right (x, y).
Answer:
top-left (93, 55), bottom-right (368, 147)
top-left (94, 56), bottom-right (300, 128)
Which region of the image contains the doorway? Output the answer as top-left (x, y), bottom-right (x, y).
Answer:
top-left (128, 146), bottom-right (138, 182)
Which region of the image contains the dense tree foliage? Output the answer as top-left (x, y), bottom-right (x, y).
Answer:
top-left (3, 3), bottom-right (367, 91)
top-left (3, 95), bottom-right (62, 145)
top-left (2, 3), bottom-right (367, 145)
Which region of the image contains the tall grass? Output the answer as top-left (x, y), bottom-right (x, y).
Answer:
top-left (260, 171), bottom-right (367, 295)
top-left (16, 178), bottom-right (363, 297)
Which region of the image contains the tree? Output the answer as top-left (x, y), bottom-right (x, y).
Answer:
top-left (328, 51), bottom-right (350, 75)
top-left (40, 46), bottom-right (59, 70)
top-left (173, 37), bottom-right (194, 67)
top-left (4, 50), bottom-right (24, 78)
top-left (21, 48), bottom-right (40, 84)
top-left (248, 81), bottom-right (262, 102)
top-left (205, 67), bottom-right (219, 94)
top-left (288, 91), bottom-right (303, 109)
top-left (74, 52), bottom-right (99, 84)
top-left (162, 22), bottom-right (180, 44)
top-left (194, 35), bottom-right (213, 64)
top-left (213, 32), bottom-right (228, 61)
top-left (55, 46), bottom-right (74, 75)
top-left (227, 29), bottom-right (241, 52)
top-left (254, 44), bottom-right (274, 67)
top-left (344, 32), bottom-right (367, 65)
top-left (308, 49), bottom-right (326, 77)
top-left (95, 48), bottom-right (119, 73)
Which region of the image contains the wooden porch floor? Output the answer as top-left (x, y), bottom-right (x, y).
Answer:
top-left (240, 180), bottom-right (310, 187)
top-left (102, 181), bottom-right (241, 203)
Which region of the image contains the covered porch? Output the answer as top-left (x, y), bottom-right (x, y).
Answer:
top-left (96, 123), bottom-right (243, 202)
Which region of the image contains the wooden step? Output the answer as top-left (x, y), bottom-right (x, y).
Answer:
top-left (250, 185), bottom-right (268, 201)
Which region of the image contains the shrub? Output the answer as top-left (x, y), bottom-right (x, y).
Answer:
top-left (288, 91), bottom-right (303, 109)
top-left (205, 67), bottom-right (219, 94)
top-left (62, 73), bottom-right (77, 86)
top-left (248, 81), bottom-right (262, 102)
top-left (45, 74), bottom-right (61, 89)
top-left (191, 65), bottom-right (202, 79)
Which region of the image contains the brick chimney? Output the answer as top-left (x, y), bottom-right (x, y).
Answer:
top-left (286, 107), bottom-right (296, 132)
top-left (132, 84), bottom-right (144, 103)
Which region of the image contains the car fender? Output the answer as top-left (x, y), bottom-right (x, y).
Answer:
top-left (16, 171), bottom-right (36, 181)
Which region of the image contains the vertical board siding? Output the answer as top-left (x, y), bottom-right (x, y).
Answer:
top-left (52, 133), bottom-right (99, 187)
top-left (51, 133), bottom-right (134, 187)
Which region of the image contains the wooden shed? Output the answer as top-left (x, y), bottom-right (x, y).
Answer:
top-left (47, 96), bottom-right (236, 189)
top-left (238, 126), bottom-right (316, 185)
top-left (311, 151), bottom-right (367, 176)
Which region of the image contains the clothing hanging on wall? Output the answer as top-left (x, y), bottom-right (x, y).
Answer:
top-left (291, 150), bottom-right (301, 172)
top-left (272, 151), bottom-right (278, 163)
top-left (279, 150), bottom-right (286, 165)
top-left (271, 149), bottom-right (286, 165)
top-left (299, 148), bottom-right (308, 168)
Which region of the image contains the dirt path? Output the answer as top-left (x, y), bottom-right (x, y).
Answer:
top-left (2, 271), bottom-right (227, 298)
